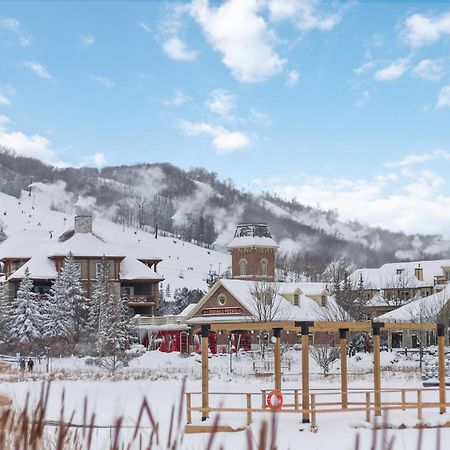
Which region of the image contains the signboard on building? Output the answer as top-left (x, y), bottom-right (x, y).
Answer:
top-left (202, 307), bottom-right (243, 316)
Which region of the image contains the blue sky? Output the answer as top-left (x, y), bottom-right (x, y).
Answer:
top-left (1, 1), bottom-right (450, 236)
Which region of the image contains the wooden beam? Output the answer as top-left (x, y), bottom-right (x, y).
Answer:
top-left (210, 321), bottom-right (293, 332)
top-left (300, 323), bottom-right (311, 423)
top-left (339, 328), bottom-right (348, 409)
top-left (273, 328), bottom-right (282, 391)
top-left (373, 324), bottom-right (382, 417)
top-left (382, 322), bottom-right (437, 331)
top-left (310, 322), bottom-right (372, 332)
top-left (201, 324), bottom-right (210, 421)
top-left (438, 324), bottom-right (447, 414)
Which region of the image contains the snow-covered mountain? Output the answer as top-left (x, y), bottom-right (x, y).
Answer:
top-left (1, 149), bottom-right (450, 279)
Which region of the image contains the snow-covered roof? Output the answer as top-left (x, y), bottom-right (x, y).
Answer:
top-left (178, 303), bottom-right (197, 318)
top-left (227, 236), bottom-right (279, 249)
top-left (50, 232), bottom-right (126, 258)
top-left (119, 257), bottom-right (163, 281)
top-left (350, 259), bottom-right (450, 290)
top-left (9, 250), bottom-right (58, 280)
top-left (278, 282), bottom-right (328, 296)
top-left (187, 279), bottom-right (332, 324)
top-left (375, 284), bottom-right (450, 323)
top-left (0, 230), bottom-right (53, 260)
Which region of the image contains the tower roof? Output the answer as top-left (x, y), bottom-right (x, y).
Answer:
top-left (227, 223), bottom-right (278, 249)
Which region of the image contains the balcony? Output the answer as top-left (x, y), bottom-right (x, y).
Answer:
top-left (123, 295), bottom-right (156, 306)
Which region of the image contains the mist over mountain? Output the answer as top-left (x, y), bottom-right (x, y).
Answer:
top-left (1, 148), bottom-right (449, 278)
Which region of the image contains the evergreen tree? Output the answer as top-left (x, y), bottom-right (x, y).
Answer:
top-left (0, 283), bottom-right (12, 343)
top-left (87, 257), bottom-right (109, 333)
top-left (10, 268), bottom-right (42, 344)
top-left (41, 272), bottom-right (74, 340)
top-left (62, 254), bottom-right (87, 334)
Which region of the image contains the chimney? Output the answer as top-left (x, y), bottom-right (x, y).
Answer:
top-left (415, 264), bottom-right (424, 282)
top-left (74, 215), bottom-right (93, 234)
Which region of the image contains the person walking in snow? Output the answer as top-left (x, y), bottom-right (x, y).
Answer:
top-left (27, 358), bottom-right (34, 372)
top-left (19, 358), bottom-right (26, 372)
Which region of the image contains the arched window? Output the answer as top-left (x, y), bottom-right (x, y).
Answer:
top-left (260, 259), bottom-right (268, 276)
top-left (218, 294), bottom-right (227, 306)
top-left (239, 258), bottom-right (248, 276)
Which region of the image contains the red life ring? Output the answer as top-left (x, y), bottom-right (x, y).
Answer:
top-left (267, 390), bottom-right (283, 410)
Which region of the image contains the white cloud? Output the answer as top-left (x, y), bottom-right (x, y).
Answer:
top-left (413, 59), bottom-right (444, 81)
top-left (89, 75), bottom-right (115, 87)
top-left (23, 61), bottom-right (52, 80)
top-left (355, 90), bottom-right (370, 108)
top-left (354, 60), bottom-right (375, 75)
top-left (401, 12), bottom-right (450, 48)
top-left (0, 17), bottom-right (31, 46)
top-left (437, 85), bottom-right (450, 109)
top-left (268, 0), bottom-right (343, 31)
top-left (285, 69), bottom-right (299, 86)
top-left (178, 118), bottom-right (251, 153)
top-left (205, 89), bottom-right (237, 118)
top-left (0, 115), bottom-right (61, 164)
top-left (385, 149), bottom-right (450, 168)
top-left (162, 37), bottom-right (197, 61)
top-left (190, 0), bottom-right (285, 83)
top-left (83, 152), bottom-right (107, 167)
top-left (0, 94), bottom-right (10, 105)
top-left (139, 22), bottom-right (151, 33)
top-left (163, 90), bottom-right (191, 106)
top-left (80, 33), bottom-right (95, 47)
top-left (266, 169), bottom-right (450, 237)
top-left (374, 58), bottom-right (409, 81)
top-left (249, 108), bottom-right (272, 126)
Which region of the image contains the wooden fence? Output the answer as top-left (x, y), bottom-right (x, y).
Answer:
top-left (186, 387), bottom-right (450, 429)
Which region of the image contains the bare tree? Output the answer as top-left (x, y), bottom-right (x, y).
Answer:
top-left (384, 269), bottom-right (416, 307)
top-left (309, 345), bottom-right (340, 376)
top-left (249, 281), bottom-right (289, 357)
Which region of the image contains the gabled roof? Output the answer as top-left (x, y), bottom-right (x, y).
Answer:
top-left (8, 250), bottom-right (58, 280)
top-left (185, 279), bottom-right (333, 324)
top-left (0, 230), bottom-right (53, 260)
top-left (227, 236), bottom-right (279, 249)
top-left (119, 257), bottom-right (163, 281)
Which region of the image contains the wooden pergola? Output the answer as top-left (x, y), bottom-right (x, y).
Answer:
top-left (199, 320), bottom-right (447, 423)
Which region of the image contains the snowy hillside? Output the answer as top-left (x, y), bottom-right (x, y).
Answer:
top-left (0, 187), bottom-right (230, 293)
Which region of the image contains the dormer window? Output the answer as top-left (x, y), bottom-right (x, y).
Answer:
top-left (239, 258), bottom-right (248, 276)
top-left (261, 259), bottom-right (268, 276)
top-left (294, 294), bottom-right (299, 306)
top-left (396, 269), bottom-right (404, 275)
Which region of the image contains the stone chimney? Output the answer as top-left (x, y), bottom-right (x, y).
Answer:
top-left (415, 264), bottom-right (424, 282)
top-left (74, 215), bottom-right (93, 234)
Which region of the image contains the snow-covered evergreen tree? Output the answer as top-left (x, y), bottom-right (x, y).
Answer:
top-left (10, 268), bottom-right (42, 344)
top-left (87, 257), bottom-right (109, 333)
top-left (0, 282), bottom-right (12, 343)
top-left (61, 253), bottom-right (87, 334)
top-left (41, 272), bottom-right (74, 340)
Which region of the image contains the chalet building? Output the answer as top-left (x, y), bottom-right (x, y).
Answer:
top-left (0, 215), bottom-right (164, 315)
top-left (349, 260), bottom-right (450, 319)
top-left (179, 223), bottom-right (336, 352)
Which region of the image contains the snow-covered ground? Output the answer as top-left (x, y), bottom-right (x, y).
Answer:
top-left (1, 350), bottom-right (449, 449)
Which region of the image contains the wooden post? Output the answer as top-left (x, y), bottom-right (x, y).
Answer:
top-left (186, 393), bottom-right (192, 424)
top-left (437, 323), bottom-right (446, 414)
top-left (339, 328), bottom-right (349, 409)
top-left (417, 389), bottom-right (422, 420)
top-left (201, 324), bottom-right (210, 421)
top-left (298, 321), bottom-right (313, 424)
top-left (294, 389), bottom-right (299, 411)
top-left (311, 394), bottom-right (317, 428)
top-left (262, 390), bottom-right (267, 409)
top-left (246, 394), bottom-right (252, 425)
top-left (365, 392), bottom-right (371, 423)
top-left (401, 389), bottom-right (406, 411)
top-left (373, 323), bottom-right (383, 417)
top-left (273, 328), bottom-right (282, 391)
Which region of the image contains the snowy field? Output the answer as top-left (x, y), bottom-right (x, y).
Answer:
top-left (1, 350), bottom-right (450, 449)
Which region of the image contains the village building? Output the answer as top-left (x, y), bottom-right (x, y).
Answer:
top-left (179, 223), bottom-right (337, 352)
top-left (0, 215), bottom-right (164, 315)
top-left (349, 260), bottom-right (450, 319)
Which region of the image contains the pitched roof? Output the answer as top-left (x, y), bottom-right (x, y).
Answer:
top-left (119, 257), bottom-right (163, 281)
top-left (0, 230), bottom-right (53, 260)
top-left (226, 236), bottom-right (279, 249)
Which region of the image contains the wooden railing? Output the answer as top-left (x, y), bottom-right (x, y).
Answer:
top-left (185, 387), bottom-right (450, 428)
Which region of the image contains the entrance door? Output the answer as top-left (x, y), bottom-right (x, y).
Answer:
top-left (391, 332), bottom-right (403, 348)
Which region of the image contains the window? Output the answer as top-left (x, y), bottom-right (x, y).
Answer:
top-left (293, 294), bottom-right (299, 306)
top-left (396, 269), bottom-right (404, 275)
top-left (445, 271), bottom-right (450, 281)
top-left (260, 259), bottom-right (268, 276)
top-left (321, 295), bottom-right (327, 307)
top-left (239, 259), bottom-right (247, 276)
top-left (218, 294), bottom-right (227, 306)
top-left (96, 261), bottom-right (110, 279)
top-left (121, 286), bottom-right (134, 296)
